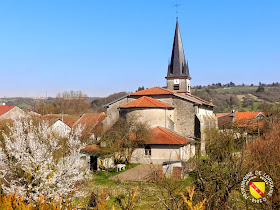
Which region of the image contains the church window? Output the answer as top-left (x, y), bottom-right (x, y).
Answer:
top-left (145, 146), bottom-right (151, 156)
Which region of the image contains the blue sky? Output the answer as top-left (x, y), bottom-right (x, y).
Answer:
top-left (0, 0), bottom-right (279, 97)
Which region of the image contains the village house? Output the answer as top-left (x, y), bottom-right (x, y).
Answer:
top-left (217, 111), bottom-right (265, 142)
top-left (0, 105), bottom-right (26, 120)
top-left (131, 126), bottom-right (196, 164)
top-left (48, 118), bottom-right (73, 138)
top-left (102, 19), bottom-right (217, 164)
top-left (73, 112), bottom-right (106, 141)
top-left (44, 114), bottom-right (80, 138)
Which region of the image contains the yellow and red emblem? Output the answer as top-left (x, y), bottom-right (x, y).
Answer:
top-left (249, 182), bottom-right (265, 199)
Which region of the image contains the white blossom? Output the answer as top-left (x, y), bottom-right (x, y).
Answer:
top-left (0, 119), bottom-right (89, 201)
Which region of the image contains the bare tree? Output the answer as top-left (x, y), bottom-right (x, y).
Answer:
top-left (56, 90), bottom-right (89, 115)
top-left (99, 116), bottom-right (150, 164)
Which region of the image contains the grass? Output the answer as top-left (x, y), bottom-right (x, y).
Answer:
top-left (215, 86), bottom-right (258, 93)
top-left (215, 86), bottom-right (271, 94)
top-left (77, 163), bottom-right (195, 209)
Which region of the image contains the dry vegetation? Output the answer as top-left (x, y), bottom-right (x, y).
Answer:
top-left (192, 83), bottom-right (280, 113)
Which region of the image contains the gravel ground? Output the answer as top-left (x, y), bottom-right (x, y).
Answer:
top-left (110, 164), bottom-right (161, 182)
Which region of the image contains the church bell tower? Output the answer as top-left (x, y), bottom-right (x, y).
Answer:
top-left (166, 19), bottom-right (191, 94)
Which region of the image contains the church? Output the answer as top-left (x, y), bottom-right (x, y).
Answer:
top-left (103, 19), bottom-right (217, 164)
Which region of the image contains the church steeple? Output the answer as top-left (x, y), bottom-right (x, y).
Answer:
top-left (167, 20), bottom-right (189, 78)
top-left (166, 19), bottom-right (191, 94)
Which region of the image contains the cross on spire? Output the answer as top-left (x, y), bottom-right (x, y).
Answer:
top-left (174, 3), bottom-right (181, 20)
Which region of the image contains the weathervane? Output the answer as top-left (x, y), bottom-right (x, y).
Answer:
top-left (174, 2), bottom-right (181, 20)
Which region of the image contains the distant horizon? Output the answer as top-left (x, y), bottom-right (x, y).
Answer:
top-left (0, 1), bottom-right (279, 98)
top-left (0, 81), bottom-right (278, 98)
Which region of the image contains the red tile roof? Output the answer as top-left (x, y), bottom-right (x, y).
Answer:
top-left (130, 87), bottom-right (213, 107)
top-left (234, 111), bottom-right (264, 128)
top-left (217, 111), bottom-right (265, 130)
top-left (74, 112), bottom-right (106, 135)
top-left (131, 87), bottom-right (175, 95)
top-left (43, 114), bottom-right (79, 127)
top-left (81, 144), bottom-right (100, 154)
top-left (235, 112), bottom-right (264, 121)
top-left (62, 116), bottom-right (80, 127)
top-left (120, 96), bottom-right (174, 109)
top-left (0, 105), bottom-right (16, 116)
top-left (147, 126), bottom-right (191, 145)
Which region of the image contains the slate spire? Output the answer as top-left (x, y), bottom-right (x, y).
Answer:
top-left (167, 19), bottom-right (190, 78)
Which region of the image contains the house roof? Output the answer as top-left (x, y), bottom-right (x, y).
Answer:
top-left (216, 113), bottom-right (231, 118)
top-left (62, 116), bottom-right (80, 127)
top-left (43, 114), bottom-right (80, 127)
top-left (234, 111), bottom-right (265, 128)
top-left (0, 105), bottom-right (16, 116)
top-left (120, 96), bottom-right (174, 109)
top-left (81, 144), bottom-right (100, 154)
top-left (166, 19), bottom-right (190, 78)
top-left (216, 113), bottom-right (232, 128)
top-left (217, 111), bottom-right (265, 130)
top-left (73, 112), bottom-right (106, 135)
top-left (147, 126), bottom-right (191, 145)
top-left (235, 112), bottom-right (264, 121)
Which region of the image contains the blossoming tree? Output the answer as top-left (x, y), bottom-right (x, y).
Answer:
top-left (0, 119), bottom-right (89, 201)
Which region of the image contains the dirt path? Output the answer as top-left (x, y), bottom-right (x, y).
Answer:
top-left (110, 164), bottom-right (161, 182)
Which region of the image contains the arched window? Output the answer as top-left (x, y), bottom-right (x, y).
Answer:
top-left (145, 146), bottom-right (151, 156)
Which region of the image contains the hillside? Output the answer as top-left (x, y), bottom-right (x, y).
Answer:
top-left (1, 84), bottom-right (279, 114)
top-left (192, 85), bottom-right (280, 113)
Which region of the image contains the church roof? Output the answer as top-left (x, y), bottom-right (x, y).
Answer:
top-left (120, 96), bottom-right (174, 109)
top-left (147, 126), bottom-right (191, 145)
top-left (167, 19), bottom-right (190, 78)
top-left (131, 87), bottom-right (213, 107)
top-left (131, 87), bottom-right (174, 96)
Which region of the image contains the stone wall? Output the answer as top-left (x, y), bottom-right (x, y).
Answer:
top-left (173, 97), bottom-right (195, 137)
top-left (166, 78), bottom-right (191, 93)
top-left (103, 96), bottom-right (134, 130)
top-left (197, 105), bottom-right (217, 155)
top-left (120, 108), bottom-right (174, 129)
